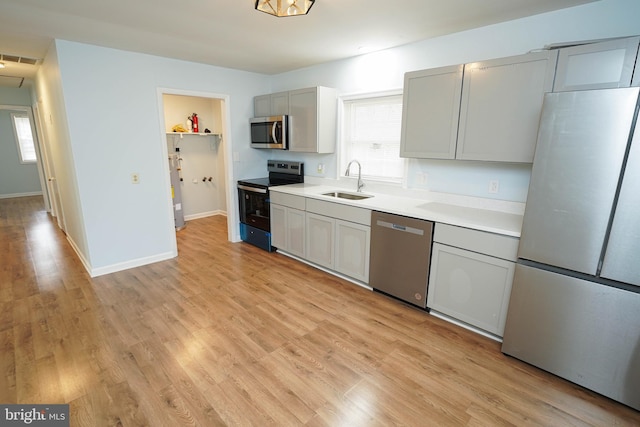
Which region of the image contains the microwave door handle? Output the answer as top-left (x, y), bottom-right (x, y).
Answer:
top-left (271, 122), bottom-right (278, 143)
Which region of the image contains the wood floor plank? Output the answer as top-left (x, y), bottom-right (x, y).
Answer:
top-left (1, 196), bottom-right (639, 426)
top-left (0, 328), bottom-right (17, 403)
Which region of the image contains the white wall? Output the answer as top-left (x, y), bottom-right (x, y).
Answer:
top-left (267, 0), bottom-right (640, 202)
top-left (35, 42), bottom-right (89, 268)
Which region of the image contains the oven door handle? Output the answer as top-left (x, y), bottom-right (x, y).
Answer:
top-left (238, 184), bottom-right (267, 194)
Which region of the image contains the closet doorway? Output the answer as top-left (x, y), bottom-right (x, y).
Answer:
top-left (158, 89), bottom-right (234, 248)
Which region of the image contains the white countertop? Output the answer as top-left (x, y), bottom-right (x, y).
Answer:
top-left (270, 183), bottom-right (523, 238)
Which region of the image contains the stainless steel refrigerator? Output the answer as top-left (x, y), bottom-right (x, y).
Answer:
top-left (502, 87), bottom-right (640, 411)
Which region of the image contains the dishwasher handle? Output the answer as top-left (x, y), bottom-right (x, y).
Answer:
top-left (376, 220), bottom-right (425, 236)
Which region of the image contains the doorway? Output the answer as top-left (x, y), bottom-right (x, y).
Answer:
top-left (0, 104), bottom-right (51, 216)
top-left (157, 88), bottom-right (235, 253)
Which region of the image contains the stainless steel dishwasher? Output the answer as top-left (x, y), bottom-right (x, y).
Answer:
top-left (369, 211), bottom-right (434, 309)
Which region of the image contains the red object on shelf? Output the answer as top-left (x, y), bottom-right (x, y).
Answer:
top-left (192, 113), bottom-right (199, 133)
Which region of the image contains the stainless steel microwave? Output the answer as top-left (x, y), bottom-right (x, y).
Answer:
top-left (250, 115), bottom-right (288, 149)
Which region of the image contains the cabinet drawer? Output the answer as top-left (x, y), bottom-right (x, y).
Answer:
top-left (306, 198), bottom-right (371, 226)
top-left (270, 192), bottom-right (305, 210)
top-left (434, 223), bottom-right (518, 261)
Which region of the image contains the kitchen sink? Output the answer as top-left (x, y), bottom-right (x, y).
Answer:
top-left (321, 191), bottom-right (373, 201)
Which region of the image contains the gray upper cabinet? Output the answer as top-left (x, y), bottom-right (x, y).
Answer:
top-left (253, 94), bottom-right (271, 117)
top-left (400, 51), bottom-right (557, 163)
top-left (288, 86), bottom-right (338, 153)
top-left (254, 86), bottom-right (338, 153)
top-left (400, 65), bottom-right (463, 159)
top-left (457, 51), bottom-right (557, 163)
top-left (253, 91), bottom-right (289, 116)
top-left (270, 91), bottom-right (290, 115)
top-left (553, 36), bottom-right (640, 92)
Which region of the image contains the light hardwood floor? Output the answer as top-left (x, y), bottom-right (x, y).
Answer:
top-left (1, 195), bottom-right (638, 426)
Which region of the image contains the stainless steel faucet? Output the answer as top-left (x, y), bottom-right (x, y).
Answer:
top-left (345, 160), bottom-right (364, 192)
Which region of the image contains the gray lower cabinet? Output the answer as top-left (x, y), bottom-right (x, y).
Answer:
top-left (271, 204), bottom-right (305, 258)
top-left (334, 219), bottom-right (370, 283)
top-left (304, 212), bottom-right (371, 283)
top-left (271, 192), bottom-right (371, 284)
top-left (553, 36), bottom-right (640, 92)
top-left (270, 192), bottom-right (306, 258)
top-left (305, 212), bottom-right (335, 269)
top-left (426, 224), bottom-right (518, 337)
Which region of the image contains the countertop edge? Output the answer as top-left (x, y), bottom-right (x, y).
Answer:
top-left (269, 184), bottom-right (523, 238)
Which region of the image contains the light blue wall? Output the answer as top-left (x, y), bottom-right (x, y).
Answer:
top-left (0, 87), bottom-right (41, 197)
top-left (267, 0), bottom-right (640, 203)
top-left (52, 40), bottom-right (269, 273)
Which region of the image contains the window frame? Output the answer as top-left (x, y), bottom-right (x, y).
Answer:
top-left (11, 112), bottom-right (37, 164)
top-left (339, 89), bottom-right (406, 185)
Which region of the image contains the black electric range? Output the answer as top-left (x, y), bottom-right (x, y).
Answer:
top-left (237, 160), bottom-right (304, 251)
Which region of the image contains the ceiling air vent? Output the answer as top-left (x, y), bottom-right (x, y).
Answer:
top-left (0, 53), bottom-right (40, 65)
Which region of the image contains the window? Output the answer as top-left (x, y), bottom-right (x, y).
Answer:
top-left (341, 92), bottom-right (404, 183)
top-left (11, 113), bottom-right (37, 163)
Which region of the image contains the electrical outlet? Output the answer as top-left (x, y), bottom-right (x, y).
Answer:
top-left (131, 173), bottom-right (140, 184)
top-left (317, 163), bottom-right (324, 173)
top-left (488, 180), bottom-right (499, 194)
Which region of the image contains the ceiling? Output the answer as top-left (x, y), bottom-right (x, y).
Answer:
top-left (0, 0), bottom-right (598, 87)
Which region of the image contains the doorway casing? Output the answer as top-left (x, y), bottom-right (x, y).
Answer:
top-left (156, 88), bottom-right (236, 256)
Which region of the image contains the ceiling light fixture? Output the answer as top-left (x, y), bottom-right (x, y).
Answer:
top-left (255, 0), bottom-right (315, 17)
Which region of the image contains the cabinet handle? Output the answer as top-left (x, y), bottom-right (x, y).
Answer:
top-left (376, 220), bottom-right (424, 236)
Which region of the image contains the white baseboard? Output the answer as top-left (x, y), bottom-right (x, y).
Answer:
top-left (185, 210), bottom-right (226, 221)
top-left (89, 250), bottom-right (177, 278)
top-left (65, 234), bottom-right (92, 275)
top-left (65, 210), bottom-right (226, 278)
top-left (0, 191), bottom-right (43, 199)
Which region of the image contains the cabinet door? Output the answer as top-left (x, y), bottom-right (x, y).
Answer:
top-left (305, 212), bottom-right (334, 269)
top-left (400, 65), bottom-right (463, 159)
top-left (289, 88), bottom-right (318, 153)
top-left (457, 51), bottom-right (557, 163)
top-left (254, 94), bottom-right (271, 117)
top-left (286, 208), bottom-right (306, 258)
top-left (271, 91), bottom-right (290, 115)
top-left (334, 220), bottom-right (370, 283)
top-left (270, 204), bottom-right (287, 250)
top-left (427, 243), bottom-right (515, 337)
top-left (554, 37), bottom-right (640, 92)
top-left (254, 92), bottom-right (290, 116)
